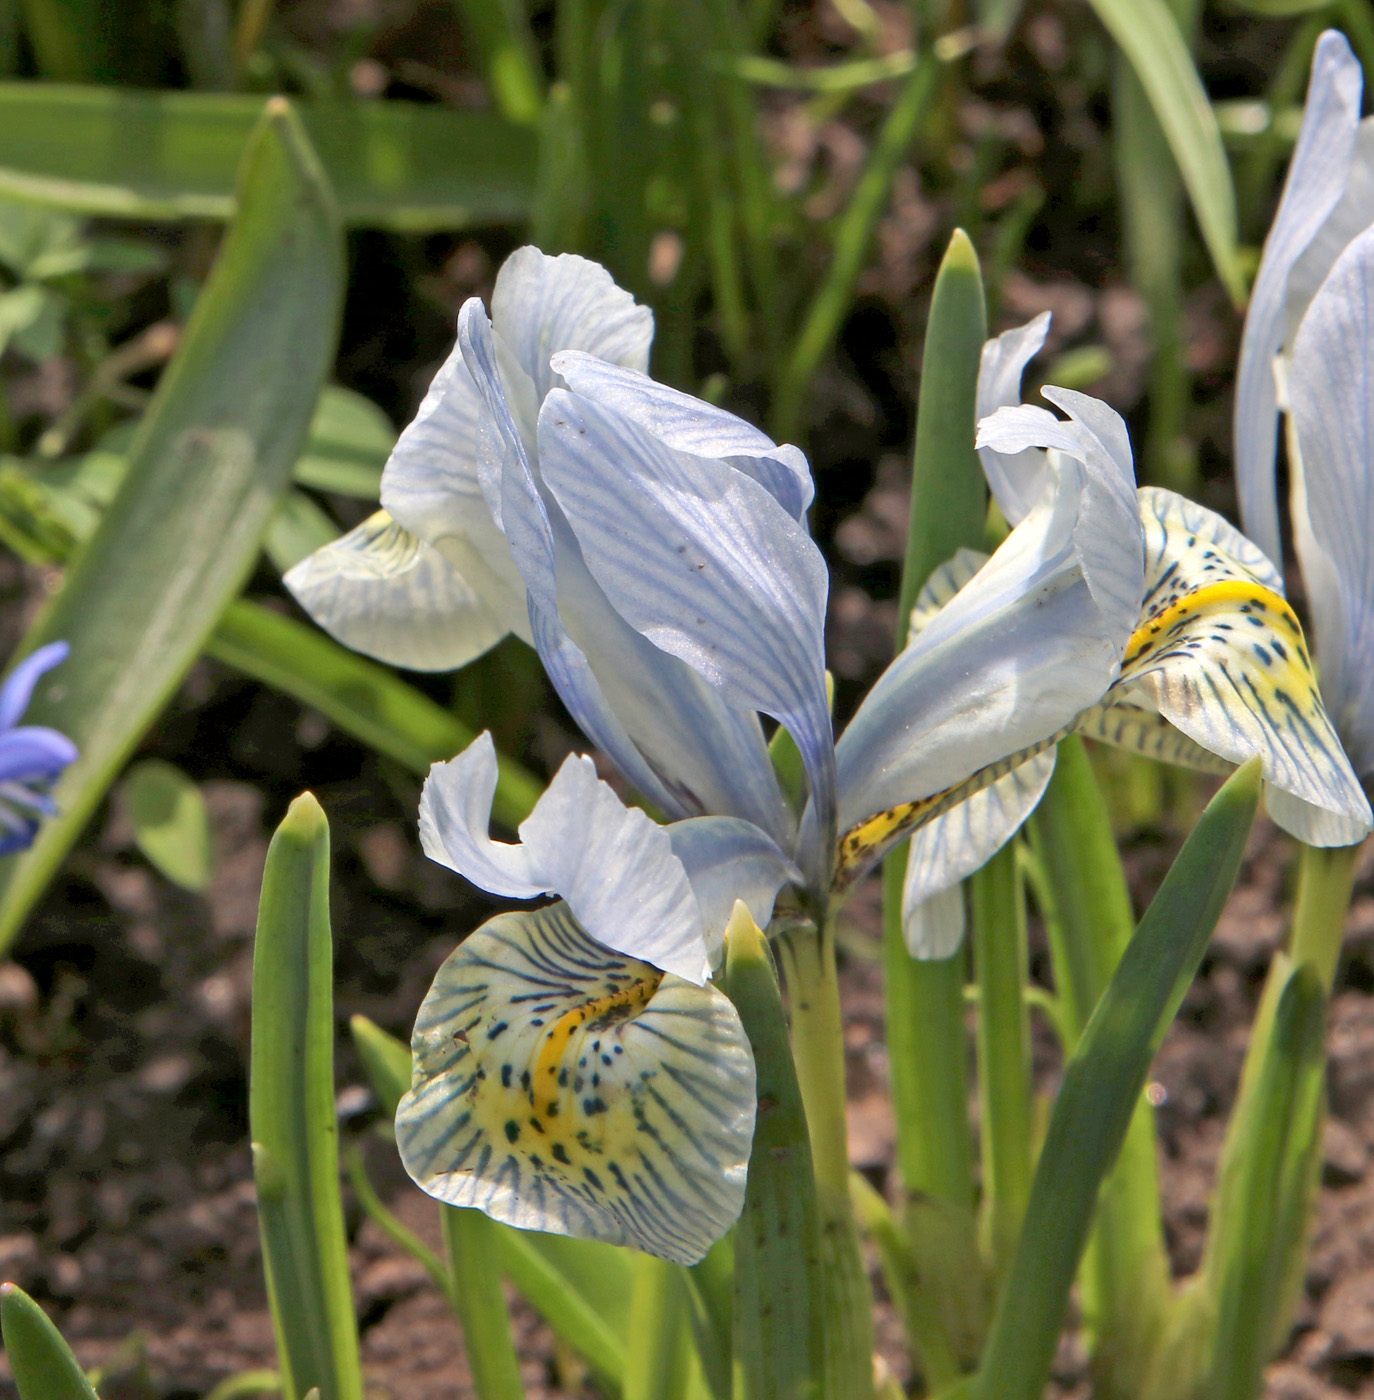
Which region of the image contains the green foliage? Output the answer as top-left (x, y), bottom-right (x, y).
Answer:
top-left (0, 98), bottom-right (344, 956)
top-left (250, 794), bottom-right (363, 1400)
top-left (123, 757), bottom-right (212, 892)
top-left (0, 85), bottom-right (536, 229)
top-left (969, 759), bottom-right (1262, 1400)
top-left (0, 1283), bottom-right (100, 1400)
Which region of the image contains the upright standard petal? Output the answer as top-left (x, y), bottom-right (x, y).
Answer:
top-left (537, 388), bottom-right (834, 870)
top-left (1289, 225), bottom-right (1374, 779)
top-left (1236, 29), bottom-right (1363, 567)
top-left (976, 312), bottom-right (1051, 524)
top-left (421, 736), bottom-right (714, 983)
top-left (491, 247), bottom-right (654, 402)
top-left (551, 352), bottom-right (815, 519)
top-left (283, 511), bottom-right (513, 671)
top-left (397, 900), bottom-right (755, 1264)
top-left (834, 419), bottom-right (1143, 880)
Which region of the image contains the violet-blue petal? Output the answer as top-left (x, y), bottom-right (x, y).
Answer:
top-left (0, 726), bottom-right (77, 783)
top-left (0, 641), bottom-right (69, 732)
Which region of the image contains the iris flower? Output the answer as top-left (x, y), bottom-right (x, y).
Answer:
top-left (1233, 30), bottom-right (1374, 806)
top-left (317, 249), bottom-right (1159, 1256)
top-left (899, 313), bottom-right (1372, 956)
top-left (0, 642), bottom-right (76, 854)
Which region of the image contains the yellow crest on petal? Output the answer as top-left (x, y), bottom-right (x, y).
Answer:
top-left (397, 901), bottom-right (756, 1265)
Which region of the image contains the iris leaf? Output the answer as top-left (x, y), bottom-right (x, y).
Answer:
top-left (0, 1283), bottom-right (99, 1400)
top-left (0, 98), bottom-right (344, 955)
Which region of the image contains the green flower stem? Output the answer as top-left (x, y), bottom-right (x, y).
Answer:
top-left (779, 922), bottom-right (875, 1400)
top-left (1029, 736), bottom-right (1172, 1392)
top-left (440, 1207), bottom-right (526, 1400)
top-left (1289, 841), bottom-right (1361, 991)
top-left (883, 853), bottom-right (976, 1209)
top-left (625, 1253), bottom-right (688, 1400)
top-left (970, 843), bottom-right (1033, 1280)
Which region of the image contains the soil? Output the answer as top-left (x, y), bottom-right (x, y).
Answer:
top-left (0, 0), bottom-right (1359, 1396)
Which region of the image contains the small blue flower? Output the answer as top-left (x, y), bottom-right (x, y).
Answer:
top-left (0, 642), bottom-right (76, 855)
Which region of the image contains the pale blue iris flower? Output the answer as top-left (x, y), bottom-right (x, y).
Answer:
top-left (1235, 31), bottom-right (1374, 794)
top-left (0, 642), bottom-right (76, 854)
top-left (899, 311), bottom-right (1373, 957)
top-left (316, 248), bottom-right (1159, 1257)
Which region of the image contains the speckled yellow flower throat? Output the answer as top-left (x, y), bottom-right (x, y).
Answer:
top-left (396, 901), bottom-right (755, 1264)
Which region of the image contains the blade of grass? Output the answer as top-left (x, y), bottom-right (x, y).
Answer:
top-left (250, 794), bottom-right (363, 1400)
top-left (1084, 0), bottom-right (1244, 305)
top-left (207, 599), bottom-right (541, 828)
top-left (449, 0), bottom-right (544, 126)
top-left (0, 1284), bottom-right (99, 1400)
top-left (0, 83), bottom-right (536, 229)
top-left (773, 50), bottom-right (940, 440)
top-left (0, 98), bottom-right (343, 955)
top-left (969, 758), bottom-right (1261, 1400)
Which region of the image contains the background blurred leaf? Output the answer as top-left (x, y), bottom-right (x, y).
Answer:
top-left (0, 84), bottom-right (536, 230)
top-left (251, 794), bottom-right (364, 1400)
top-left (0, 98), bottom-right (344, 956)
top-left (265, 490), bottom-right (340, 574)
top-left (207, 600), bottom-right (541, 828)
top-left (292, 386), bottom-right (392, 498)
top-left (0, 1283), bottom-right (99, 1400)
top-left (1086, 0), bottom-right (1245, 305)
top-left (124, 757), bottom-right (212, 892)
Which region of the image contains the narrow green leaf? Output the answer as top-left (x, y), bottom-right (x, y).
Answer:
top-left (725, 906), bottom-right (824, 1400)
top-left (440, 1207), bottom-right (525, 1400)
top-left (685, 1236), bottom-right (733, 1400)
top-left (1029, 735), bottom-right (1172, 1385)
top-left (124, 757), bottom-right (212, 892)
top-left (625, 1253), bottom-right (691, 1400)
top-left (970, 758), bottom-right (1262, 1400)
top-left (0, 1283), bottom-right (99, 1400)
top-left (348, 1013), bottom-right (412, 1119)
top-left (206, 599), bottom-right (542, 829)
top-left (17, 0), bottom-right (109, 81)
top-left (0, 98), bottom-right (343, 956)
top-left (0, 83), bottom-right (536, 230)
top-left (251, 793), bottom-right (363, 1400)
top-left (883, 229), bottom-right (988, 1336)
top-left (202, 1370), bottom-right (282, 1400)
top-left (1084, 0), bottom-right (1245, 305)
top-left (1202, 959), bottom-right (1327, 1400)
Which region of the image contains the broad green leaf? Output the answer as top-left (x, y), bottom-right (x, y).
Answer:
top-left (725, 905), bottom-right (824, 1400)
top-left (124, 757), bottom-right (212, 892)
top-left (0, 1283), bottom-right (99, 1400)
top-left (0, 83), bottom-right (536, 230)
top-left (293, 385), bottom-right (393, 498)
top-left (970, 758), bottom-right (1261, 1400)
top-left (206, 599), bottom-right (542, 829)
top-left (0, 99), bottom-right (344, 956)
top-left (251, 794), bottom-right (363, 1400)
top-left (1084, 0), bottom-right (1245, 305)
